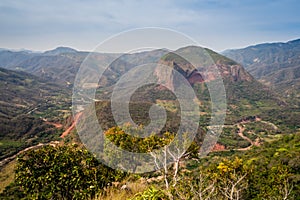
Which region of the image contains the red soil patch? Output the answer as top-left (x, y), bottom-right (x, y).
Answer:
top-left (60, 112), bottom-right (83, 138)
top-left (212, 143), bottom-right (226, 151)
top-left (45, 121), bottom-right (63, 128)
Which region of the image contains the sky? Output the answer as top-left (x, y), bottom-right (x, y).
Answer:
top-left (0, 0), bottom-right (300, 52)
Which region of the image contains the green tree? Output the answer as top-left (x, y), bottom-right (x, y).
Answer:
top-left (104, 125), bottom-right (199, 187)
top-left (15, 144), bottom-right (125, 200)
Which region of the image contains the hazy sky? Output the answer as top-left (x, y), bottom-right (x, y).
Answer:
top-left (1, 0), bottom-right (300, 52)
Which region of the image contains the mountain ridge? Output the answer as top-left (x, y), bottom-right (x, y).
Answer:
top-left (222, 38), bottom-right (300, 104)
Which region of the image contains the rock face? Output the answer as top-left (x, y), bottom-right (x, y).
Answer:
top-left (187, 70), bottom-right (204, 85)
top-left (155, 60), bottom-right (205, 91)
top-left (229, 64), bottom-right (253, 82)
top-left (154, 47), bottom-right (253, 91)
top-left (154, 60), bottom-right (176, 90)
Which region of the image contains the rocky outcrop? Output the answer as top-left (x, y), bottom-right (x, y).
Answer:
top-left (155, 60), bottom-right (205, 91)
top-left (229, 64), bottom-right (253, 82)
top-left (155, 58), bottom-right (253, 91)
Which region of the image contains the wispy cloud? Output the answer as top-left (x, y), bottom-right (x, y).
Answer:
top-left (0, 0), bottom-right (299, 51)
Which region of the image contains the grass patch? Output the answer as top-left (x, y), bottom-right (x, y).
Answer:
top-left (0, 140), bottom-right (23, 148)
top-left (95, 181), bottom-right (149, 200)
top-left (0, 160), bottom-right (16, 193)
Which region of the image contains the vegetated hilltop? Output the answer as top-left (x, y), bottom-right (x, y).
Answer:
top-left (161, 46), bottom-right (299, 140)
top-left (223, 38), bottom-right (300, 104)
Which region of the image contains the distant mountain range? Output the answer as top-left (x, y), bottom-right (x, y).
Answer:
top-left (223, 39), bottom-right (300, 104)
top-left (0, 45), bottom-right (293, 116)
top-left (0, 47), bottom-right (87, 86)
top-left (2, 41), bottom-right (300, 105)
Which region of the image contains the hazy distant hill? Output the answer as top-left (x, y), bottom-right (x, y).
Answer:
top-left (0, 50), bottom-right (35, 68)
top-left (43, 47), bottom-right (78, 55)
top-left (223, 39), bottom-right (300, 103)
top-left (0, 47), bottom-right (88, 86)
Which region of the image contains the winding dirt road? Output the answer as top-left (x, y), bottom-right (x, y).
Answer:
top-left (1, 113), bottom-right (83, 168)
top-left (60, 112), bottom-right (82, 138)
top-left (234, 124), bottom-right (254, 151)
top-left (214, 116), bottom-right (278, 152)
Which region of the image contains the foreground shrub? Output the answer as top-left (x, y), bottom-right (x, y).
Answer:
top-left (15, 144), bottom-right (125, 200)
